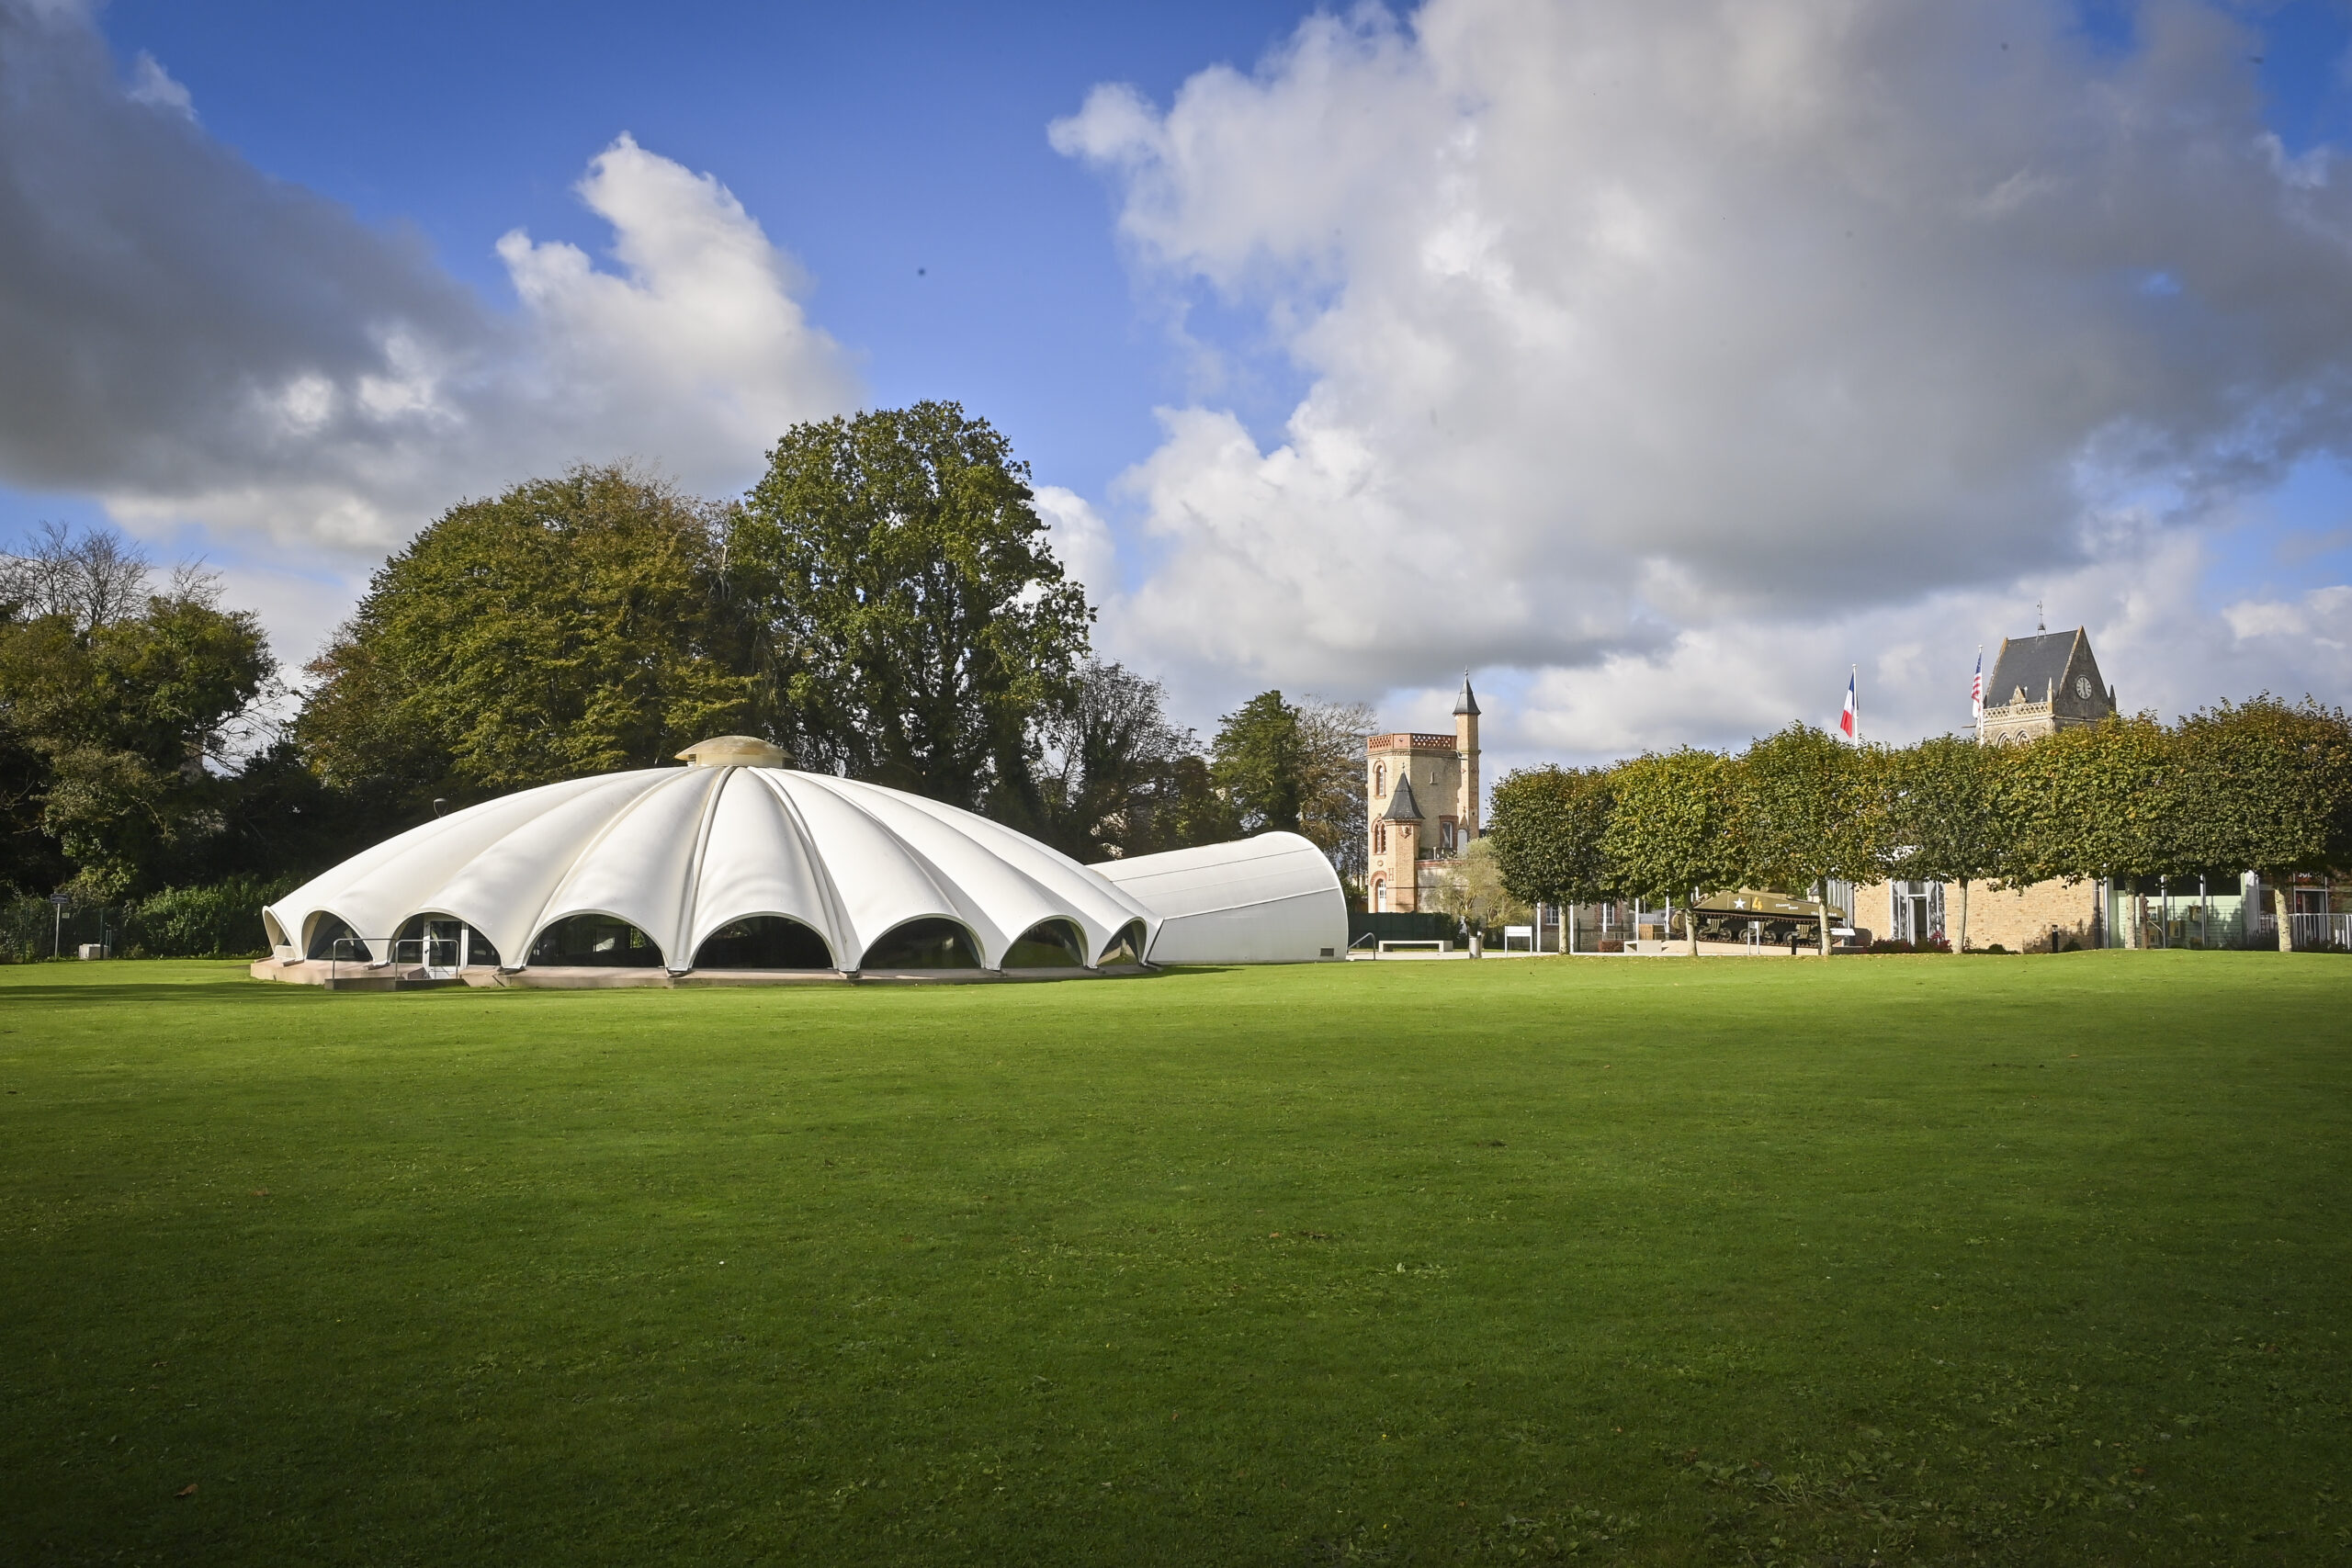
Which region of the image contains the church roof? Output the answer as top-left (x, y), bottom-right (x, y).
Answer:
top-left (1453, 673), bottom-right (1480, 716)
top-left (1379, 773), bottom-right (1424, 822)
top-left (1986, 628), bottom-right (2085, 707)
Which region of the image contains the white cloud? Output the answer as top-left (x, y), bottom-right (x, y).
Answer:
top-left (1057, 0), bottom-right (2352, 752)
top-left (1029, 484), bottom-right (1121, 613)
top-left (0, 1), bottom-right (856, 572)
top-left (125, 50), bottom-right (191, 118)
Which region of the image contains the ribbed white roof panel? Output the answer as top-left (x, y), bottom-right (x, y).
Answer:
top-left (264, 763), bottom-right (1167, 974)
top-left (684, 770), bottom-right (842, 964)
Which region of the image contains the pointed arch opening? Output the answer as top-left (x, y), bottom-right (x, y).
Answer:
top-left (263, 910), bottom-right (290, 951)
top-left (303, 912), bottom-right (362, 961)
top-left (692, 916), bottom-right (834, 970)
top-left (1002, 918), bottom-right (1086, 969)
top-left (1095, 919), bottom-right (1148, 967)
top-left (857, 917), bottom-right (981, 971)
top-left (393, 913), bottom-right (501, 970)
top-left (528, 914), bottom-right (663, 968)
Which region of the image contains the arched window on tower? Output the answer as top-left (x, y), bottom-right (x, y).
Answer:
top-left (1374, 761), bottom-right (1385, 797)
top-left (1374, 821), bottom-right (1386, 854)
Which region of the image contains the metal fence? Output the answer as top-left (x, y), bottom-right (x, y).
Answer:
top-left (2289, 913), bottom-right (2352, 953)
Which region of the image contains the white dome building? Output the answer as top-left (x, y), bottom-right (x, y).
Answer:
top-left (255, 738), bottom-right (1346, 987)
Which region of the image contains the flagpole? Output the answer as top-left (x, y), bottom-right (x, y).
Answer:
top-left (1851, 663), bottom-right (1859, 745)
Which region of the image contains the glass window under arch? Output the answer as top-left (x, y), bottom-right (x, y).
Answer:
top-left (1003, 919), bottom-right (1086, 968)
top-left (528, 914), bottom-right (664, 967)
top-left (692, 916), bottom-right (833, 970)
top-left (858, 918), bottom-right (981, 970)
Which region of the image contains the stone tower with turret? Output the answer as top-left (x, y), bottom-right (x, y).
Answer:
top-left (1363, 674), bottom-right (1482, 913)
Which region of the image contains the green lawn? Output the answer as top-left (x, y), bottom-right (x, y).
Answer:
top-left (1, 954), bottom-right (2346, 1565)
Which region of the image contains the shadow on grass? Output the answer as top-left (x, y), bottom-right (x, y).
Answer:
top-left (0, 981), bottom-right (326, 1007)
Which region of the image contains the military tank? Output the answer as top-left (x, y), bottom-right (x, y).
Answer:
top-left (1685, 889), bottom-right (1846, 948)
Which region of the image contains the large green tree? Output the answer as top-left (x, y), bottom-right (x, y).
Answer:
top-left (297, 465), bottom-right (756, 819)
top-left (1487, 764), bottom-right (1614, 949)
top-left (1882, 733), bottom-right (2010, 951)
top-left (0, 530), bottom-right (275, 897)
top-left (1600, 748), bottom-right (1741, 955)
top-left (1733, 724), bottom-right (1886, 955)
top-left (1211, 692), bottom-right (1305, 836)
top-left (731, 402), bottom-right (1091, 817)
top-left (1205, 690), bottom-right (1373, 878)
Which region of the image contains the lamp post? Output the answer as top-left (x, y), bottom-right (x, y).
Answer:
top-left (49, 893), bottom-right (68, 959)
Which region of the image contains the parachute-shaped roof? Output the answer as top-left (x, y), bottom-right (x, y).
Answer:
top-left (263, 756), bottom-right (1161, 974)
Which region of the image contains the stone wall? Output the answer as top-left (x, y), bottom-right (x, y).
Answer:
top-left (1849, 877), bottom-right (2104, 953)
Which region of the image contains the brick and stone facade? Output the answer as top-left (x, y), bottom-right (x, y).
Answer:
top-left (1845, 874), bottom-right (2104, 953)
top-left (1366, 677), bottom-right (1480, 913)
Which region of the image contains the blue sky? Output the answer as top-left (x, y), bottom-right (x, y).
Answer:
top-left (89, 0), bottom-right (1319, 502)
top-left (6, 0), bottom-right (2352, 761)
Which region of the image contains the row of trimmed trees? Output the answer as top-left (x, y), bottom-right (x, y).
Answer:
top-left (1487, 704), bottom-right (2352, 953)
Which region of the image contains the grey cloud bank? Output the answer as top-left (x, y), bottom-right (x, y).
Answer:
top-left (0, 0), bottom-right (854, 555)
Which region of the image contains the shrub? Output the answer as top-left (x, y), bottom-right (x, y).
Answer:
top-left (0, 897), bottom-right (58, 964)
top-left (117, 876), bottom-right (294, 959)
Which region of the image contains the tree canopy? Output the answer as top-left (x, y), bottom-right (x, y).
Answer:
top-left (1, 529), bottom-right (275, 897)
top-left (1882, 732), bottom-right (2007, 950)
top-left (1031, 661), bottom-right (1233, 862)
top-left (731, 401), bottom-right (1091, 818)
top-left (297, 465), bottom-right (755, 820)
top-left (1487, 764), bottom-right (1614, 909)
top-left (1208, 690), bottom-right (1373, 881)
top-left (1733, 724), bottom-right (1883, 953)
top-left (1600, 748), bottom-right (1740, 953)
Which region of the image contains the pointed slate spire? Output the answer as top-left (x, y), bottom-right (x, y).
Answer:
top-left (1379, 773), bottom-right (1423, 822)
top-left (1453, 671), bottom-right (1480, 716)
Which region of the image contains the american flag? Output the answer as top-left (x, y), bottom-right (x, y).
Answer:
top-left (1971, 646), bottom-right (1984, 721)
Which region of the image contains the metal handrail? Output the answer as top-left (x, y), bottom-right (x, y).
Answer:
top-left (324, 935), bottom-right (388, 987)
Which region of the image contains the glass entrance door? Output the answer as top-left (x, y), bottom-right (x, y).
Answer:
top-left (423, 919), bottom-right (461, 978)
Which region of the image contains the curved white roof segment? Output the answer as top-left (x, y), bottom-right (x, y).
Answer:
top-left (264, 762), bottom-right (1162, 973)
top-left (1092, 833), bottom-right (1349, 964)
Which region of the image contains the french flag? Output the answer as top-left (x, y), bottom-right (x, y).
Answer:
top-left (1838, 669), bottom-right (1858, 742)
top-left (1971, 646), bottom-right (1984, 721)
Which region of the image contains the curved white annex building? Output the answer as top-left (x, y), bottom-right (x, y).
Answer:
top-left (256, 738), bottom-right (1344, 986)
top-left (1094, 834), bottom-right (1348, 965)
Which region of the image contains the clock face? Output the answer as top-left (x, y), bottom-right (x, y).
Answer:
top-left (2075, 675), bottom-right (2093, 699)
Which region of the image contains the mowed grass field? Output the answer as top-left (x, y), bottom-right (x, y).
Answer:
top-left (1, 954), bottom-right (2346, 1566)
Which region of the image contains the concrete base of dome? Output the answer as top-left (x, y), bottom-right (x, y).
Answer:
top-left (250, 959), bottom-right (1155, 989)
top-left (247, 958), bottom-right (466, 991)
